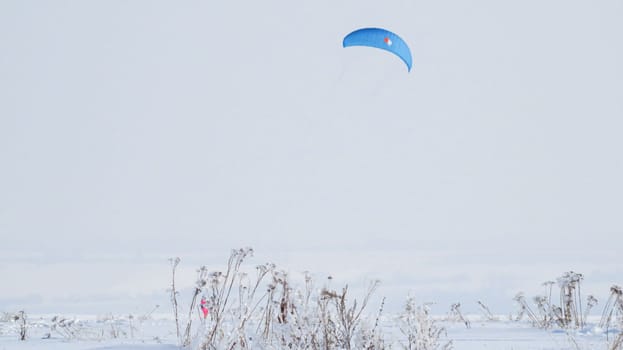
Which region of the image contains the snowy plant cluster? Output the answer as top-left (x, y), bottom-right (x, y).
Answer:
top-left (5, 253), bottom-right (623, 350)
top-left (513, 271), bottom-right (623, 349)
top-left (398, 298), bottom-right (452, 350)
top-left (0, 309), bottom-right (166, 344)
top-left (169, 248), bottom-right (452, 350)
top-left (0, 311), bottom-right (27, 340)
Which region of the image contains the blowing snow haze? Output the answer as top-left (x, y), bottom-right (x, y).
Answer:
top-left (1, 0), bottom-right (622, 314)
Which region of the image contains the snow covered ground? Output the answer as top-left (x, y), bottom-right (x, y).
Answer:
top-left (1, 314), bottom-right (619, 350)
top-left (0, 314), bottom-right (178, 350)
top-left (443, 321), bottom-right (616, 350)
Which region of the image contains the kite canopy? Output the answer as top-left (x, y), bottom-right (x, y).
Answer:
top-left (342, 27), bottom-right (413, 72)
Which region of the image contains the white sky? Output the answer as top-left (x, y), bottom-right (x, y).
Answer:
top-left (1, 0), bottom-right (622, 314)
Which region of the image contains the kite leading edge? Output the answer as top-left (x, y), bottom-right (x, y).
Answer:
top-left (343, 27), bottom-right (413, 72)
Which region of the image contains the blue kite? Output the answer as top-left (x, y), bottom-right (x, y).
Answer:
top-left (343, 27), bottom-right (413, 72)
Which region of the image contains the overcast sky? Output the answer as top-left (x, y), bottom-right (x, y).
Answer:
top-left (1, 0), bottom-right (622, 314)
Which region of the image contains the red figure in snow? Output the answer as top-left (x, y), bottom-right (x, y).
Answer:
top-left (200, 296), bottom-right (209, 319)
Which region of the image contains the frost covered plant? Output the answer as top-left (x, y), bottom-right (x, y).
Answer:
top-left (13, 311), bottom-right (27, 341)
top-left (556, 271), bottom-right (584, 328)
top-left (256, 271), bottom-right (324, 349)
top-left (610, 332), bottom-right (623, 350)
top-left (584, 295), bottom-right (599, 325)
top-left (170, 248), bottom-right (391, 349)
top-left (168, 257), bottom-right (181, 341)
top-left (318, 284), bottom-right (339, 348)
top-left (359, 296), bottom-right (386, 349)
top-left (232, 263), bottom-right (274, 346)
top-left (447, 303), bottom-right (470, 329)
top-left (515, 271), bottom-right (594, 330)
top-left (398, 298), bottom-right (452, 350)
top-left (200, 247), bottom-right (255, 349)
top-left (48, 316), bottom-right (96, 340)
top-left (103, 315), bottom-right (128, 339)
top-left (170, 248), bottom-right (271, 349)
top-left (182, 265), bottom-right (209, 347)
top-left (600, 286), bottom-right (623, 350)
top-left (599, 285), bottom-right (623, 332)
top-left (290, 271), bottom-right (322, 347)
top-left (533, 295), bottom-right (550, 325)
top-left (2, 311), bottom-right (28, 340)
top-left (513, 292), bottom-right (545, 327)
top-left (258, 268), bottom-right (293, 343)
top-left (330, 280), bottom-right (380, 350)
top-left (594, 285), bottom-right (623, 350)
top-left (477, 301), bottom-right (498, 321)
